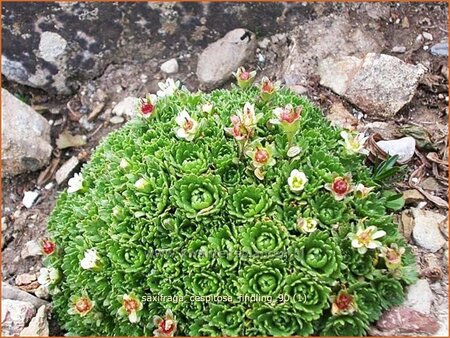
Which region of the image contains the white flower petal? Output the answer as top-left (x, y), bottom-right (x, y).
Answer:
top-left (176, 128), bottom-right (188, 139)
top-left (372, 230), bottom-right (386, 239)
top-left (129, 311), bottom-right (138, 323)
top-left (351, 239), bottom-right (363, 248)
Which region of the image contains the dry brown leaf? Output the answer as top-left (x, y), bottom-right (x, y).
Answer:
top-left (56, 131), bottom-right (87, 149)
top-left (87, 102), bottom-right (105, 121)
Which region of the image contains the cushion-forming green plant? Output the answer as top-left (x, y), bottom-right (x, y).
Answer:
top-left (45, 74), bottom-right (417, 336)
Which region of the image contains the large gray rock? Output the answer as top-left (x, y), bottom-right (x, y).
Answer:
top-left (405, 279), bottom-right (434, 314)
top-left (2, 2), bottom-right (284, 94)
top-left (1, 299), bottom-right (36, 336)
top-left (1, 89), bottom-right (52, 177)
top-left (412, 208), bottom-right (447, 252)
top-left (318, 53), bottom-right (426, 117)
top-left (197, 29), bottom-right (257, 89)
top-left (282, 14), bottom-right (384, 88)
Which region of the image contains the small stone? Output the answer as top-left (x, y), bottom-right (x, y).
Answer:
top-left (160, 58), bottom-right (179, 74)
top-left (400, 210), bottom-right (414, 241)
top-left (422, 32), bottom-right (433, 41)
top-left (403, 189), bottom-right (425, 205)
top-left (33, 286), bottom-right (49, 300)
top-left (318, 53), bottom-right (426, 117)
top-left (421, 253), bottom-right (443, 281)
top-left (197, 28), bottom-right (257, 89)
top-left (431, 43), bottom-right (449, 57)
top-left (22, 191), bottom-right (39, 209)
top-left (363, 121), bottom-right (401, 140)
top-left (405, 279), bottom-right (434, 314)
top-left (110, 116), bottom-right (125, 124)
top-left (55, 156), bottom-right (79, 184)
top-left (20, 305), bottom-right (49, 337)
top-left (287, 85), bottom-right (308, 95)
top-left (56, 131), bottom-right (87, 149)
top-left (21, 240), bottom-right (42, 259)
top-left (15, 273), bottom-right (37, 286)
top-left (1, 299), bottom-right (36, 336)
top-left (412, 208), bottom-right (446, 252)
top-left (2, 216), bottom-right (8, 232)
top-left (326, 102), bottom-right (358, 130)
top-left (375, 307), bottom-right (439, 335)
top-left (421, 177), bottom-right (442, 191)
top-left (112, 97), bottom-right (140, 118)
top-left (391, 46), bottom-right (406, 54)
top-left (18, 282), bottom-right (40, 293)
top-left (38, 32), bottom-right (67, 63)
top-left (1, 89), bottom-right (52, 177)
top-left (258, 38), bottom-right (270, 49)
top-left (376, 137), bottom-right (416, 163)
top-left (402, 17), bottom-right (410, 28)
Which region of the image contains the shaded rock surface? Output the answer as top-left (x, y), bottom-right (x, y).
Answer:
top-left (1, 89), bottom-right (52, 177)
top-left (196, 28), bottom-right (257, 89)
top-left (318, 53), bottom-right (426, 117)
top-left (1, 2), bottom-right (285, 94)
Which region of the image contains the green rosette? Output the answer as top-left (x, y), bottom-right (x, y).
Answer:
top-left (372, 274), bottom-right (405, 309)
top-left (185, 270), bottom-right (223, 296)
top-left (240, 219), bottom-right (288, 257)
top-left (208, 225), bottom-right (239, 271)
top-left (167, 142), bottom-right (209, 175)
top-left (341, 239), bottom-right (375, 279)
top-left (248, 304), bottom-right (314, 336)
top-left (227, 185), bottom-right (271, 221)
top-left (121, 158), bottom-right (169, 216)
top-left (189, 304), bottom-right (245, 336)
top-left (349, 282), bottom-right (383, 322)
top-left (170, 174), bottom-right (224, 219)
top-left (283, 274), bottom-right (331, 320)
top-left (320, 314), bottom-right (369, 336)
top-left (239, 259), bottom-right (285, 297)
top-left (289, 231), bottom-right (342, 281)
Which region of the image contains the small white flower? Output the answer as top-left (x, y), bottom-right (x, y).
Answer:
top-left (354, 183), bottom-right (374, 199)
top-left (119, 159), bottom-right (129, 169)
top-left (349, 226), bottom-right (386, 254)
top-left (175, 110), bottom-right (199, 141)
top-left (80, 248), bottom-right (101, 270)
top-left (201, 103), bottom-right (214, 114)
top-left (340, 131), bottom-right (369, 155)
top-left (157, 78), bottom-right (180, 98)
top-left (297, 217), bottom-right (318, 234)
top-left (38, 267), bottom-right (60, 286)
top-left (241, 102), bottom-right (258, 127)
top-left (288, 169), bottom-right (308, 192)
top-left (67, 173), bottom-right (83, 193)
top-left (134, 178), bottom-right (148, 190)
